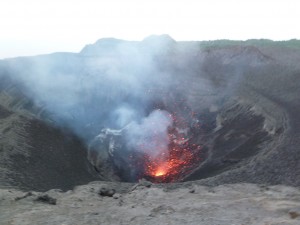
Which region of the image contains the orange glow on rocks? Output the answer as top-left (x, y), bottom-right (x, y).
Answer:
top-left (154, 169), bottom-right (167, 177)
top-left (141, 112), bottom-right (203, 182)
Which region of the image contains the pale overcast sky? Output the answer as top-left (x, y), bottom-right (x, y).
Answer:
top-left (0, 0), bottom-right (299, 58)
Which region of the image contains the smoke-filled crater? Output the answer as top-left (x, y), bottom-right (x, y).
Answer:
top-left (0, 35), bottom-right (285, 190)
top-left (88, 100), bottom-right (204, 183)
top-left (87, 95), bottom-right (272, 183)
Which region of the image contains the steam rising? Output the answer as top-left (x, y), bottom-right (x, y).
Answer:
top-left (2, 35), bottom-right (180, 143)
top-left (0, 35), bottom-right (218, 172)
top-left (124, 109), bottom-right (172, 157)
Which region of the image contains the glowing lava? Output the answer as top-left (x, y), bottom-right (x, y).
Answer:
top-left (154, 169), bottom-right (166, 177)
top-left (141, 111), bottom-right (203, 182)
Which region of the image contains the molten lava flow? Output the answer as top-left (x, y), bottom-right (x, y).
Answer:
top-left (141, 112), bottom-right (202, 182)
top-left (144, 142), bottom-right (202, 182)
top-left (154, 169), bottom-right (166, 177)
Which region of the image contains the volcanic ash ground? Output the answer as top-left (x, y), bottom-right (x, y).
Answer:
top-left (1, 182), bottom-right (300, 225)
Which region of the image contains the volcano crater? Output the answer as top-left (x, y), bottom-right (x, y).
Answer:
top-left (0, 38), bottom-right (298, 192)
top-left (88, 98), bottom-right (279, 184)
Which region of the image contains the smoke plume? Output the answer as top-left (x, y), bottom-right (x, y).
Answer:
top-left (124, 109), bottom-right (173, 157)
top-left (2, 35), bottom-right (184, 152)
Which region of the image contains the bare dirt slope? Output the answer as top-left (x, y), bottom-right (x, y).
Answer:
top-left (0, 104), bottom-right (99, 191)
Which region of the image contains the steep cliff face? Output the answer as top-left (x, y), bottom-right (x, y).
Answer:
top-left (0, 104), bottom-right (99, 191)
top-left (0, 60), bottom-right (99, 191)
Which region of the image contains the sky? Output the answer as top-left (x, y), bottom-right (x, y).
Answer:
top-left (0, 0), bottom-right (299, 58)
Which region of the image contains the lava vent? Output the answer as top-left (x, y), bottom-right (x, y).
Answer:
top-left (88, 108), bottom-right (205, 183)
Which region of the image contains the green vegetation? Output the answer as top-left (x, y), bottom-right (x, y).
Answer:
top-left (196, 39), bottom-right (300, 49)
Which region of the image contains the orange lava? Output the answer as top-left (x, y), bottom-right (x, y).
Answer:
top-left (154, 169), bottom-right (166, 177)
top-left (127, 107), bottom-right (203, 182)
top-left (142, 117), bottom-right (202, 182)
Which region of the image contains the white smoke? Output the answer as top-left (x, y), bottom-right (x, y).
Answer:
top-left (0, 35), bottom-right (213, 146)
top-left (124, 109), bottom-right (173, 157)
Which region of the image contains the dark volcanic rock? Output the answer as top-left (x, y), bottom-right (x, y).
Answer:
top-left (98, 187), bottom-right (116, 197)
top-left (35, 194), bottom-right (57, 205)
